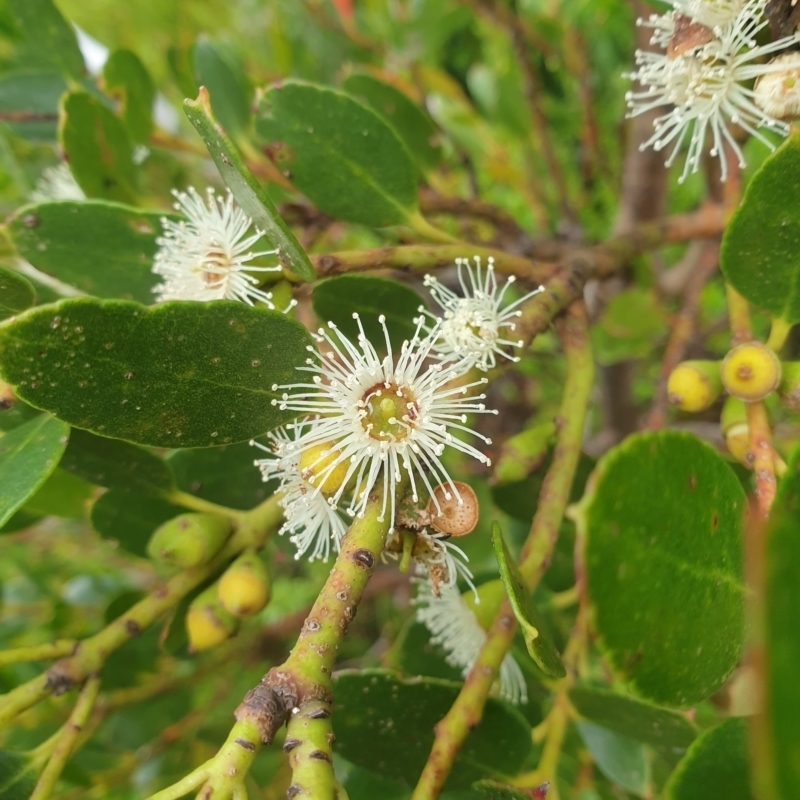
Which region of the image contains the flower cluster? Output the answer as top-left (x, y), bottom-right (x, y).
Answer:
top-left (626, 0), bottom-right (800, 182)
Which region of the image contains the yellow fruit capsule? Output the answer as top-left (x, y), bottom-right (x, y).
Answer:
top-left (147, 513), bottom-right (230, 570)
top-left (778, 361), bottom-right (800, 414)
top-left (299, 442), bottom-right (348, 495)
top-left (667, 361), bottom-right (723, 412)
top-left (463, 579), bottom-right (507, 631)
top-left (186, 585), bottom-right (239, 652)
top-left (721, 396), bottom-right (751, 467)
top-left (217, 550), bottom-right (271, 617)
top-left (720, 342), bottom-right (781, 402)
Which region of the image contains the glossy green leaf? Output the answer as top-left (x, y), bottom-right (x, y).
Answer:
top-left (102, 49), bottom-right (155, 144)
top-left (664, 718), bottom-right (754, 800)
top-left (60, 428), bottom-right (174, 494)
top-left (0, 508), bottom-right (42, 534)
top-left (577, 722), bottom-right (649, 796)
top-left (183, 89), bottom-right (315, 282)
top-left (333, 670), bottom-right (531, 790)
top-left (0, 748), bottom-right (37, 800)
top-left (342, 72), bottom-right (441, 171)
top-left (0, 70), bottom-right (65, 142)
top-left (24, 467), bottom-right (93, 517)
top-left (168, 439), bottom-right (272, 511)
top-left (192, 37), bottom-right (250, 139)
top-left (312, 275), bottom-right (423, 345)
top-left (0, 266), bottom-right (35, 320)
top-left (764, 445), bottom-right (800, 799)
top-left (59, 91), bottom-right (137, 204)
top-left (578, 431), bottom-right (746, 707)
top-left (8, 201), bottom-right (171, 303)
top-left (491, 523), bottom-right (565, 678)
top-left (721, 133), bottom-right (800, 324)
top-left (0, 414), bottom-right (69, 527)
top-left (0, 298), bottom-right (313, 448)
top-left (569, 687), bottom-right (696, 760)
top-left (90, 489), bottom-right (185, 557)
top-left (338, 761), bottom-right (409, 800)
top-left (255, 80), bottom-right (419, 227)
top-left (389, 618), bottom-right (469, 682)
top-left (5, 0), bottom-right (84, 78)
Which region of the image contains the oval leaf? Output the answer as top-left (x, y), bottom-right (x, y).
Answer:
top-left (721, 133), bottom-right (800, 324)
top-left (8, 201), bottom-right (170, 303)
top-left (0, 299), bottom-right (313, 448)
top-left (577, 431), bottom-right (746, 707)
top-left (312, 274), bottom-right (423, 345)
top-left (102, 49), bottom-right (155, 144)
top-left (576, 721), bottom-right (649, 796)
top-left (0, 748), bottom-right (37, 800)
top-left (24, 467), bottom-right (93, 518)
top-left (0, 266), bottom-right (35, 320)
top-left (491, 522), bottom-right (566, 679)
top-left (0, 70), bottom-right (65, 142)
top-left (183, 88), bottom-right (315, 282)
top-left (0, 413), bottom-right (69, 527)
top-left (255, 80), bottom-right (418, 227)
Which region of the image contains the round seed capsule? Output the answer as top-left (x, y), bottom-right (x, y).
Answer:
top-left (667, 360), bottom-right (723, 412)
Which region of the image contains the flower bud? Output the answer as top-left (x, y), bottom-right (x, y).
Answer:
top-left (754, 53), bottom-right (800, 121)
top-left (463, 579), bottom-right (507, 629)
top-left (667, 361), bottom-right (723, 412)
top-left (186, 584), bottom-right (239, 652)
top-left (721, 396), bottom-right (750, 467)
top-left (147, 513), bottom-right (231, 570)
top-left (299, 442), bottom-right (348, 495)
top-left (720, 342), bottom-right (781, 402)
top-left (427, 482), bottom-right (479, 537)
top-left (217, 550), bottom-right (271, 617)
top-left (778, 361), bottom-right (800, 414)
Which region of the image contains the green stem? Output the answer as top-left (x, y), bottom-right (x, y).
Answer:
top-left (168, 489), bottom-right (247, 521)
top-left (766, 317), bottom-right (792, 353)
top-left (284, 698), bottom-right (339, 800)
top-left (406, 211), bottom-right (462, 244)
top-left (410, 302), bottom-right (594, 800)
top-left (0, 640), bottom-right (76, 668)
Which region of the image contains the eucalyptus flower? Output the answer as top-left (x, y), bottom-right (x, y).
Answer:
top-left (30, 164), bottom-right (86, 203)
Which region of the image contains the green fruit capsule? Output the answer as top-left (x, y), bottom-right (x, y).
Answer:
top-left (667, 360), bottom-right (723, 412)
top-left (778, 361), bottom-right (800, 414)
top-left (147, 513), bottom-right (230, 570)
top-left (217, 550), bottom-right (271, 617)
top-left (186, 584), bottom-right (239, 652)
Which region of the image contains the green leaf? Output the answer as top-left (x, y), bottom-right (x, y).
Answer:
top-left (0, 266), bottom-right (35, 320)
top-left (90, 489), bottom-right (185, 557)
top-left (721, 133), bottom-right (800, 324)
top-left (60, 428), bottom-right (174, 494)
top-left (569, 687), bottom-right (696, 760)
top-left (0, 70), bottom-right (65, 142)
top-left (59, 91), bottom-right (137, 204)
top-left (491, 522), bottom-right (565, 678)
top-left (0, 298), bottom-right (313, 448)
top-left (0, 414), bottom-right (69, 527)
top-left (183, 89), bottom-right (315, 282)
top-left (0, 748), bottom-right (37, 800)
top-left (7, 201), bottom-right (171, 303)
top-left (576, 722), bottom-right (649, 796)
top-left (577, 431), bottom-right (746, 707)
top-left (312, 275), bottom-right (424, 345)
top-left (5, 0), bottom-right (84, 78)
top-left (255, 80), bottom-right (419, 227)
top-left (332, 670), bottom-right (531, 790)
top-left (24, 467), bottom-right (93, 517)
top-left (168, 440), bottom-right (272, 511)
top-left (663, 718), bottom-right (754, 800)
top-left (764, 445), bottom-right (800, 799)
top-left (192, 37), bottom-right (250, 139)
top-left (341, 72), bottom-right (442, 171)
top-left (472, 780), bottom-right (547, 799)
top-left (0, 508), bottom-right (42, 534)
top-left (102, 49), bottom-right (155, 144)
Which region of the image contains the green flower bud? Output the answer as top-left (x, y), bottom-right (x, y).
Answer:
top-left (217, 549), bottom-right (271, 617)
top-left (667, 360), bottom-right (722, 412)
top-left (147, 513), bottom-right (230, 570)
top-left (721, 396), bottom-right (750, 467)
top-left (186, 584), bottom-right (239, 652)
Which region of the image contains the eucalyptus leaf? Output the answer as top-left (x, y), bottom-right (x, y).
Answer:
top-left (0, 266), bottom-right (35, 320)
top-left (102, 49), bottom-right (155, 144)
top-left (0, 413), bottom-right (69, 527)
top-left (255, 80), bottom-right (419, 227)
top-left (491, 522), bottom-right (565, 678)
top-left (0, 298), bottom-right (313, 448)
top-left (59, 91), bottom-right (138, 204)
top-left (577, 722), bottom-right (649, 796)
top-left (0, 748), bottom-right (37, 800)
top-left (0, 70), bottom-right (65, 142)
top-left (183, 89), bottom-right (315, 282)
top-left (24, 467), bottom-right (93, 518)
top-left (577, 431), bottom-right (746, 707)
top-left (8, 201), bottom-right (170, 303)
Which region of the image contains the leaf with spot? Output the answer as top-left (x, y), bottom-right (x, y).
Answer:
top-left (492, 522), bottom-right (565, 678)
top-left (0, 413), bottom-right (69, 527)
top-left (183, 88), bottom-right (315, 282)
top-left (0, 266), bottom-right (35, 321)
top-left (0, 298), bottom-right (314, 448)
top-left (576, 431), bottom-right (746, 707)
top-left (7, 201), bottom-right (173, 303)
top-left (255, 80), bottom-right (419, 227)
top-left (102, 49), bottom-right (155, 144)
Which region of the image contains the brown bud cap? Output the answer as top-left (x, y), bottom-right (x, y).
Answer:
top-left (427, 481), bottom-right (479, 537)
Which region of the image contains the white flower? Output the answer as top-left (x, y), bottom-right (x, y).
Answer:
top-left (626, 0), bottom-right (799, 181)
top-left (30, 164), bottom-right (86, 203)
top-left (152, 187), bottom-right (282, 307)
top-left (252, 426), bottom-right (347, 562)
top-left (754, 52), bottom-right (800, 119)
top-left (419, 256), bottom-right (544, 372)
top-left (272, 314), bottom-right (496, 531)
top-left (674, 0), bottom-right (749, 31)
top-left (413, 579), bottom-right (528, 705)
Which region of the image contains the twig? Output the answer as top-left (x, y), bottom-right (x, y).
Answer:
top-left (0, 640), bottom-right (76, 668)
top-left (747, 402), bottom-right (778, 516)
top-left (410, 302), bottom-right (594, 800)
top-left (0, 111), bottom-right (59, 123)
top-left (418, 190), bottom-right (529, 240)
